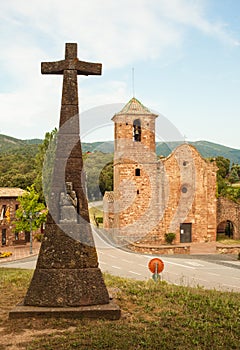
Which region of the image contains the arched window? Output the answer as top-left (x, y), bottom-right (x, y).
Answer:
top-left (135, 168), bottom-right (141, 176)
top-left (133, 119), bottom-right (141, 142)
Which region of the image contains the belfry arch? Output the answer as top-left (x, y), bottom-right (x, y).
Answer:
top-left (133, 119), bottom-right (141, 142)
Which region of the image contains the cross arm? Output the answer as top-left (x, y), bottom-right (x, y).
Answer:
top-left (75, 60), bottom-right (102, 76)
top-left (41, 59), bottom-right (102, 76)
top-left (41, 60), bottom-right (66, 75)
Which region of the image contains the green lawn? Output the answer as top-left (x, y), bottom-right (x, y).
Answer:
top-left (0, 268), bottom-right (239, 349)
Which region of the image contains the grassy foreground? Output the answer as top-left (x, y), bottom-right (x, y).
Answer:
top-left (0, 268), bottom-right (239, 350)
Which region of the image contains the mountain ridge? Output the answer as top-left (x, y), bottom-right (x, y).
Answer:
top-left (80, 140), bottom-right (240, 164)
top-left (0, 134), bottom-right (239, 164)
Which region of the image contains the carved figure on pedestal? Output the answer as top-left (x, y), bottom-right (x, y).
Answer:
top-left (59, 182), bottom-right (77, 223)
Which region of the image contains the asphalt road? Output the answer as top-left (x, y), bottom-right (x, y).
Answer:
top-left (1, 227), bottom-right (240, 293)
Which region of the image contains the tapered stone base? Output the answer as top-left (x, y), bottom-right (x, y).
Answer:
top-left (24, 267), bottom-right (109, 307)
top-left (23, 222), bottom-right (110, 307)
top-left (9, 301), bottom-right (121, 320)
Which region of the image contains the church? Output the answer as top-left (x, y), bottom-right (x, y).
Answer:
top-left (103, 97), bottom-right (240, 252)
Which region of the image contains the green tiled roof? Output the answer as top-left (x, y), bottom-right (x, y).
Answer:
top-left (117, 97), bottom-right (153, 115)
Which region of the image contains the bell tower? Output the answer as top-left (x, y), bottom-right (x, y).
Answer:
top-left (110, 98), bottom-right (160, 244)
top-left (112, 97), bottom-right (157, 153)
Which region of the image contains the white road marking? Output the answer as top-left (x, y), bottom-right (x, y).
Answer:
top-left (111, 265), bottom-right (121, 269)
top-left (185, 261), bottom-right (204, 267)
top-left (165, 261), bottom-right (195, 269)
top-left (107, 254), bottom-right (117, 258)
top-left (122, 259), bottom-right (133, 263)
top-left (129, 271), bottom-right (141, 276)
top-left (194, 278), bottom-right (208, 282)
top-left (208, 273), bottom-right (220, 276)
top-left (166, 271), bottom-right (179, 276)
top-left (138, 264), bottom-right (147, 268)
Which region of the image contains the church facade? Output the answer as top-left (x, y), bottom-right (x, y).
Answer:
top-left (103, 98), bottom-right (240, 249)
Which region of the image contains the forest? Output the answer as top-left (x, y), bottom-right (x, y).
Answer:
top-left (0, 133), bottom-right (240, 203)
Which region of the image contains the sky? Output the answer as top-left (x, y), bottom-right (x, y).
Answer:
top-left (0, 0), bottom-right (240, 149)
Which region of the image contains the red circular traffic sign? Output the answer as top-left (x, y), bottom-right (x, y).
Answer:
top-left (148, 258), bottom-right (164, 274)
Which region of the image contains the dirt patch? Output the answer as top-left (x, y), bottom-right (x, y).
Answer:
top-left (0, 326), bottom-right (76, 350)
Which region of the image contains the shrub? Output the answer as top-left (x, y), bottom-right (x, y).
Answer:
top-left (165, 232), bottom-right (176, 245)
top-left (96, 217), bottom-right (103, 224)
top-left (34, 233), bottom-right (44, 242)
top-left (0, 252), bottom-right (12, 258)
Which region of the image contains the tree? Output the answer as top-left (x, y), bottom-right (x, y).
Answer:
top-left (228, 168), bottom-right (240, 184)
top-left (83, 152), bottom-right (113, 200)
top-left (14, 185), bottom-right (47, 234)
top-left (99, 161), bottom-right (114, 195)
top-left (34, 128), bottom-right (57, 203)
top-left (0, 146), bottom-right (38, 189)
top-left (209, 156), bottom-right (232, 197)
top-left (214, 156), bottom-right (230, 179)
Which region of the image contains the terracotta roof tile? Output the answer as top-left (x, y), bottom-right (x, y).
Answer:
top-left (0, 187), bottom-right (25, 198)
top-left (115, 97), bottom-right (157, 116)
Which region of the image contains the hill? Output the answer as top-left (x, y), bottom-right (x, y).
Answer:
top-left (1, 134), bottom-right (240, 164)
top-left (155, 140), bottom-right (240, 164)
top-left (82, 140), bottom-right (240, 164)
top-left (0, 134), bottom-right (42, 153)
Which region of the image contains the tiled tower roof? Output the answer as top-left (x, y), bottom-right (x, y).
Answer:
top-left (116, 97), bottom-right (155, 115)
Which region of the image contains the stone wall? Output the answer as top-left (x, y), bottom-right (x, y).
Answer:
top-left (104, 143), bottom-right (218, 246)
top-left (216, 244), bottom-right (240, 254)
top-left (217, 197), bottom-right (240, 239)
top-left (127, 242), bottom-right (191, 255)
top-left (137, 144), bottom-right (217, 245)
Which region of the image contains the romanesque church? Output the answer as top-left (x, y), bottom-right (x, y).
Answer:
top-left (103, 97), bottom-right (240, 249)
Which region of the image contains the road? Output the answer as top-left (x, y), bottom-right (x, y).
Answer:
top-left (1, 227), bottom-right (240, 293)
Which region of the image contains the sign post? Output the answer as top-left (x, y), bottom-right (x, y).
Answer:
top-left (148, 258), bottom-right (164, 282)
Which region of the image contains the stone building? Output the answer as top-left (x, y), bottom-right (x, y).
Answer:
top-left (103, 97), bottom-right (240, 249)
top-left (0, 187), bottom-right (25, 246)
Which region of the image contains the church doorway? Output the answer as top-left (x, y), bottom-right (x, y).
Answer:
top-left (217, 220), bottom-right (234, 240)
top-left (180, 223), bottom-right (192, 243)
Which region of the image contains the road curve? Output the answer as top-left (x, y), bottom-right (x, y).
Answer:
top-left (1, 226), bottom-right (239, 293)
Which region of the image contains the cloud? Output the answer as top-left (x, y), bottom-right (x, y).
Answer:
top-left (158, 0), bottom-right (240, 46)
top-left (0, 0), bottom-right (239, 139)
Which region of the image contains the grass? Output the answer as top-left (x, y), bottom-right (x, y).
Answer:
top-left (217, 237), bottom-right (240, 245)
top-left (89, 206), bottom-right (103, 227)
top-left (0, 268), bottom-right (240, 349)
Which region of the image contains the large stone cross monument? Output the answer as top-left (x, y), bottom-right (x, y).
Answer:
top-left (10, 43), bottom-right (120, 319)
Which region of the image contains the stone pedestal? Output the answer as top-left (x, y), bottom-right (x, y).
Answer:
top-left (9, 302), bottom-right (121, 320)
top-left (10, 220), bottom-right (121, 319)
top-left (23, 222), bottom-right (109, 307)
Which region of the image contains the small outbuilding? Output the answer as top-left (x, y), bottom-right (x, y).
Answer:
top-left (0, 187), bottom-right (25, 246)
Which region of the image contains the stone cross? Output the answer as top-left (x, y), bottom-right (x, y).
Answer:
top-left (10, 44), bottom-right (120, 319)
top-left (41, 43), bottom-right (102, 223)
top-left (41, 43), bottom-right (101, 126)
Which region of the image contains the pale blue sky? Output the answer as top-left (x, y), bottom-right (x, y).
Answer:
top-left (0, 0), bottom-right (240, 149)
